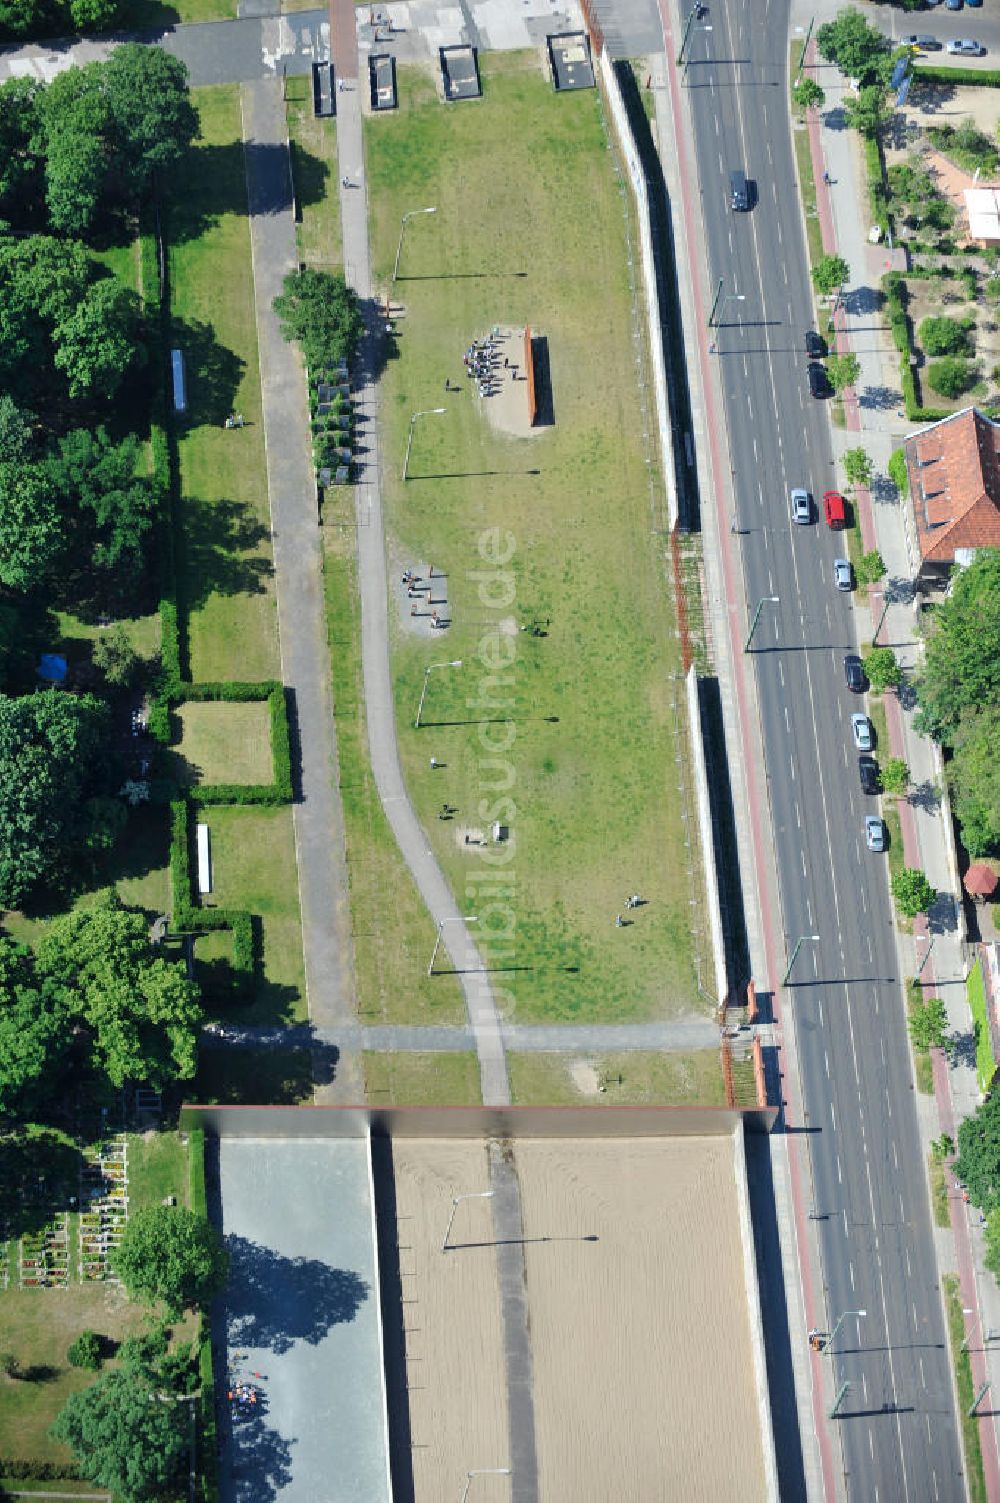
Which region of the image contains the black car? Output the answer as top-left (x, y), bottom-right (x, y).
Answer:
top-left (859, 755), bottom-right (880, 795)
top-left (808, 361), bottom-right (829, 399)
top-left (844, 654), bottom-right (866, 693)
top-left (805, 329), bottom-right (827, 358)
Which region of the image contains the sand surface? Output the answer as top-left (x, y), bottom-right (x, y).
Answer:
top-left (390, 1140), bottom-right (511, 1502)
top-left (515, 1136), bottom-right (768, 1503)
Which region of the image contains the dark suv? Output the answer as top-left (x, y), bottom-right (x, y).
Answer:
top-left (805, 329), bottom-right (827, 358)
top-left (808, 362), bottom-right (829, 399)
top-left (844, 654), bottom-right (866, 693)
top-left (859, 755), bottom-right (880, 795)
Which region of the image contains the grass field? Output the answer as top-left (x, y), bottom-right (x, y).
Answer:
top-left (929, 1149), bottom-right (950, 1229)
top-left (967, 961), bottom-right (997, 1094)
top-left (508, 1049), bottom-right (725, 1105)
top-left (364, 55), bottom-right (707, 1026)
top-left (199, 807), bottom-right (306, 1024)
top-left (907, 979), bottom-right (936, 1095)
top-left (127, 1131), bottom-right (189, 1212)
top-left (172, 701), bottom-right (273, 787)
top-left (324, 539), bottom-right (465, 1024)
top-left (192, 1047), bottom-right (314, 1103)
top-left (169, 85), bottom-right (279, 684)
top-left (285, 75), bottom-right (342, 269)
top-left (120, 0), bottom-right (234, 26)
top-left (943, 1272), bottom-right (988, 1503)
top-left (363, 1051), bottom-right (481, 1103)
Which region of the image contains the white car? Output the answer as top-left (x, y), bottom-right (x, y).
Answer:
top-left (865, 815), bottom-right (886, 853)
top-left (833, 558), bottom-right (853, 591)
top-left (791, 487), bottom-right (812, 524)
top-left (851, 713), bottom-right (873, 752)
top-left (947, 38), bottom-right (985, 55)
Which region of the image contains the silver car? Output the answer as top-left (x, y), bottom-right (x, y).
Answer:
top-left (851, 713), bottom-right (873, 752)
top-left (833, 558), bottom-right (853, 591)
top-left (865, 815), bottom-right (886, 853)
top-left (791, 487), bottom-right (811, 524)
top-left (947, 38), bottom-right (985, 54)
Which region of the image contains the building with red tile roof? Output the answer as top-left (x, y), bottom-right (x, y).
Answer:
top-left (903, 407), bottom-right (1000, 587)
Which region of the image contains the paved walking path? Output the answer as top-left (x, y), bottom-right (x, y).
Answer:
top-left (201, 1017), bottom-right (720, 1052)
top-left (240, 78), bottom-right (360, 1102)
top-left (804, 39), bottom-right (1000, 1493)
top-left (329, 0), bottom-right (509, 1107)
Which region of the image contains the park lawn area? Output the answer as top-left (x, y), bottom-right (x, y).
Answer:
top-left (507, 1049), bottom-right (725, 1105)
top-left (365, 55), bottom-right (708, 1024)
top-left (363, 1051), bottom-right (481, 1104)
top-left (0, 1283), bottom-right (148, 1473)
top-left (191, 1047), bottom-right (314, 1103)
top-left (324, 538), bottom-right (465, 1024)
top-left (199, 806), bottom-right (306, 1024)
top-left (127, 1130), bottom-right (189, 1212)
top-left (171, 701), bottom-right (273, 787)
top-left (168, 85), bottom-right (279, 684)
top-left (119, 0), bottom-right (234, 24)
top-left (285, 75), bottom-right (342, 269)
top-left (967, 961), bottom-right (997, 1093)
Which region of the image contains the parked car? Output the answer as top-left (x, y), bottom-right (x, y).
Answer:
top-left (901, 34), bottom-right (942, 48)
top-left (824, 490), bottom-right (847, 529)
top-left (851, 713), bottom-right (873, 752)
top-left (805, 329), bottom-right (827, 358)
top-left (859, 755), bottom-right (881, 795)
top-left (808, 361), bottom-right (830, 398)
top-left (833, 558), bottom-right (853, 591)
top-left (844, 654), bottom-right (866, 692)
top-left (945, 0), bottom-right (963, 10)
top-left (791, 487), bottom-right (812, 524)
top-left (967, 0), bottom-right (983, 9)
top-left (865, 815), bottom-right (886, 853)
top-left (947, 38), bottom-right (985, 54)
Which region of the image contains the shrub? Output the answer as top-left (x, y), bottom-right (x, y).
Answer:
top-left (927, 356), bottom-right (975, 399)
top-left (864, 646), bottom-right (902, 691)
top-left (888, 448), bottom-right (909, 499)
top-left (881, 757), bottom-right (910, 795)
top-left (892, 866), bottom-right (936, 919)
top-left (919, 316), bottom-right (972, 357)
top-left (858, 549), bottom-right (887, 585)
top-left (67, 1331), bottom-right (103, 1371)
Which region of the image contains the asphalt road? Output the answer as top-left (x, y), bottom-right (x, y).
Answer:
top-left (680, 0), bottom-right (966, 1495)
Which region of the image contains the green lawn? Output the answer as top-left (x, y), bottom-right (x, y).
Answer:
top-left (363, 1051), bottom-right (482, 1104)
top-left (119, 0), bottom-right (234, 29)
top-left (171, 701), bottom-right (273, 787)
top-left (198, 807), bottom-right (306, 1024)
top-left (285, 75), bottom-right (342, 270)
top-left (508, 1049), bottom-right (725, 1105)
top-left (365, 55), bottom-right (708, 1025)
top-left (929, 1149), bottom-right (950, 1229)
top-left (191, 1048), bottom-right (314, 1104)
top-left (907, 979), bottom-right (936, 1095)
top-left (942, 1273), bottom-right (988, 1503)
top-left (127, 1131), bottom-right (189, 1212)
top-left (324, 539), bottom-right (465, 1024)
top-left (168, 85), bottom-right (278, 684)
top-left (967, 961), bottom-right (997, 1094)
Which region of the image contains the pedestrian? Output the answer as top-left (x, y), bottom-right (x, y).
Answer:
top-left (822, 170), bottom-right (830, 186)
top-left (342, 175), bottom-right (350, 189)
top-left (615, 914), bottom-right (623, 928)
top-left (504, 356), bottom-right (509, 369)
top-left (430, 757), bottom-right (440, 769)
top-left (730, 516), bottom-right (738, 535)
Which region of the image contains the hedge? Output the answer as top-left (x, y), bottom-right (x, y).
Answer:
top-left (915, 64), bottom-right (1000, 90)
top-left (169, 800), bottom-right (254, 1001)
top-left (882, 272), bottom-right (951, 422)
top-left (183, 683), bottom-right (292, 806)
top-left (188, 1127), bottom-right (207, 1217)
top-left (863, 130), bottom-right (891, 236)
top-left (197, 1331), bottom-right (219, 1503)
top-left (0, 1460), bottom-right (81, 1480)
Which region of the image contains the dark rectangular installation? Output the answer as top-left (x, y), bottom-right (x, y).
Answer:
top-left (369, 52), bottom-right (397, 110)
top-left (312, 60), bottom-right (335, 118)
top-left (439, 44), bottom-right (481, 101)
top-left (547, 31), bottom-right (595, 91)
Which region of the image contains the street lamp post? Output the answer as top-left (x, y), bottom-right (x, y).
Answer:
top-left (403, 407), bottom-right (447, 482)
top-left (429, 914), bottom-right (478, 977)
top-left (916, 933), bottom-right (935, 978)
top-left (824, 1308), bottom-right (866, 1354)
top-left (872, 592), bottom-right (891, 647)
top-left (393, 205), bottom-right (437, 282)
top-left (415, 659), bottom-right (463, 728)
top-left (744, 596), bottom-right (779, 654)
top-left (682, 22), bottom-right (712, 77)
top-left (783, 933), bottom-right (820, 986)
top-left (443, 1190), bottom-right (496, 1253)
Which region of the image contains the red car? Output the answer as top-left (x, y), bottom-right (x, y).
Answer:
top-left (823, 490), bottom-right (846, 530)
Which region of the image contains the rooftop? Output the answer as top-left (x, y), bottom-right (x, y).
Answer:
top-left (903, 406), bottom-right (1000, 565)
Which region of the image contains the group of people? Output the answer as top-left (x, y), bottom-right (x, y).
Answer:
top-left (228, 1380), bottom-right (260, 1419)
top-left (463, 330), bottom-right (509, 398)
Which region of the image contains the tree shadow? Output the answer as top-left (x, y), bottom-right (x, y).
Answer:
top-left (951, 1028), bottom-right (977, 1072)
top-left (859, 384), bottom-right (903, 412)
top-left (909, 778), bottom-right (942, 814)
top-left (0, 1130), bottom-right (86, 1241)
top-left (171, 318), bottom-right (246, 431)
top-left (228, 1411), bottom-right (295, 1503)
top-left (181, 496), bottom-right (272, 613)
top-left (166, 144), bottom-right (256, 246)
top-left (885, 574), bottom-right (916, 605)
top-left (928, 889), bottom-right (958, 936)
top-left (287, 143), bottom-right (329, 223)
top-left (224, 1234), bottom-right (370, 1354)
top-left (843, 285), bottom-right (883, 318)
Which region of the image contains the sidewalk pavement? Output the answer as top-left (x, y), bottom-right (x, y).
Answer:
top-left (804, 46), bottom-right (1000, 1492)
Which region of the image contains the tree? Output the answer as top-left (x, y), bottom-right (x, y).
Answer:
top-left (880, 756), bottom-right (910, 796)
top-left (111, 1206), bottom-right (228, 1317)
top-left (52, 279), bottom-right (143, 401)
top-left (0, 456), bottom-right (64, 589)
top-left (919, 315), bottom-right (972, 358)
top-left (102, 46), bottom-right (198, 196)
top-left (68, 0), bottom-right (119, 27)
top-left (812, 254), bottom-right (850, 297)
top-left (916, 551), bottom-right (1000, 742)
top-left (792, 77), bottom-right (825, 115)
top-left (0, 691), bottom-right (115, 908)
top-left (863, 646), bottom-right (901, 692)
top-left (816, 8), bottom-right (891, 86)
top-left (46, 428), bottom-right (156, 571)
top-left (273, 268), bottom-right (364, 371)
top-left (0, 233), bottom-right (92, 396)
top-left (92, 625), bottom-right (139, 688)
top-left (827, 351), bottom-right (861, 394)
top-left (39, 66), bottom-right (111, 236)
top-left (909, 993), bottom-right (949, 1052)
top-left (950, 706), bottom-right (1000, 856)
top-left (0, 937), bottom-right (69, 1119)
top-left (37, 893), bottom-right (201, 1089)
top-left (0, 78), bottom-right (46, 225)
top-left (843, 446), bottom-right (873, 489)
top-left (927, 356), bottom-right (974, 400)
top-left (891, 866), bottom-right (936, 918)
top-left (67, 1331), bottom-right (103, 1371)
top-left (50, 1368), bottom-right (187, 1503)
top-left (843, 84), bottom-right (889, 136)
top-left (857, 549), bottom-right (886, 586)
top-left (956, 1091), bottom-right (1000, 1213)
